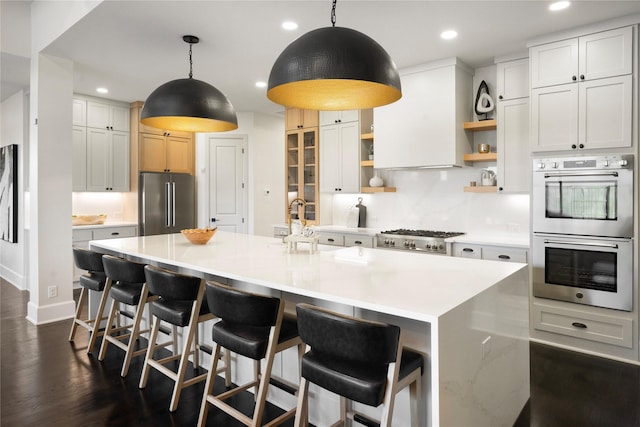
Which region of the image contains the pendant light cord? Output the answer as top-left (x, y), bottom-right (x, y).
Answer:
top-left (188, 43), bottom-right (193, 79)
top-left (331, 0), bottom-right (337, 27)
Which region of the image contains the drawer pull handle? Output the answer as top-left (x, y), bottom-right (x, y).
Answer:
top-left (111, 232), bottom-right (120, 236)
top-left (354, 240), bottom-right (362, 245)
top-left (462, 248), bottom-right (474, 252)
top-left (498, 255), bottom-right (511, 260)
top-left (327, 238), bottom-right (335, 242)
top-left (572, 322), bottom-right (587, 329)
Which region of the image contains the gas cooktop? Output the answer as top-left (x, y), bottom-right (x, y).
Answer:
top-left (376, 229), bottom-right (465, 254)
top-left (379, 229), bottom-right (465, 239)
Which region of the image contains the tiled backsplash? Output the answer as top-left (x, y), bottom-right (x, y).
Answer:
top-left (331, 167), bottom-right (530, 233)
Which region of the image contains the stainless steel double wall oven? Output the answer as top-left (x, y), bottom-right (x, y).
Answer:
top-left (532, 155), bottom-right (634, 311)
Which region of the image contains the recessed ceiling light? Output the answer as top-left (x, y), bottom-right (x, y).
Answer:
top-left (282, 21), bottom-right (298, 31)
top-left (255, 81), bottom-right (267, 88)
top-left (440, 30), bottom-right (458, 40)
top-left (96, 87), bottom-right (109, 94)
top-left (549, 1), bottom-right (570, 11)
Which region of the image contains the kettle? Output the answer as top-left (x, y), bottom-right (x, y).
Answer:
top-left (480, 168), bottom-right (496, 186)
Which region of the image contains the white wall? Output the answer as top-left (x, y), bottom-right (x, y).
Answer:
top-left (0, 90), bottom-right (28, 288)
top-left (331, 168), bottom-right (530, 233)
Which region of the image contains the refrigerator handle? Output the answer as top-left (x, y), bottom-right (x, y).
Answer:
top-left (172, 182), bottom-right (176, 227)
top-left (165, 182), bottom-right (172, 228)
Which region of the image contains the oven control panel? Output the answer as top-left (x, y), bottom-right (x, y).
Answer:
top-left (534, 154), bottom-right (633, 171)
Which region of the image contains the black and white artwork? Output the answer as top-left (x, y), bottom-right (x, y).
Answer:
top-left (0, 144), bottom-right (18, 243)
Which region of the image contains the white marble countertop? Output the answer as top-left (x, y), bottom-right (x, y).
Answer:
top-left (72, 221), bottom-right (138, 230)
top-left (90, 231), bottom-right (526, 323)
top-left (445, 232), bottom-right (530, 248)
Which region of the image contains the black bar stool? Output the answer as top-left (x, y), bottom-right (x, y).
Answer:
top-left (138, 265), bottom-right (229, 412)
top-left (98, 255), bottom-right (156, 377)
top-left (197, 282), bottom-right (305, 427)
top-left (69, 248), bottom-right (110, 354)
top-left (293, 303), bottom-right (424, 427)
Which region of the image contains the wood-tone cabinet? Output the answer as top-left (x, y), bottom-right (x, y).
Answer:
top-left (130, 101), bottom-right (195, 174)
top-left (72, 96), bottom-right (130, 192)
top-left (285, 126), bottom-right (319, 225)
top-left (530, 26), bottom-right (633, 152)
top-left (139, 132), bottom-right (194, 173)
top-left (285, 108), bottom-right (319, 130)
top-left (319, 111), bottom-right (360, 193)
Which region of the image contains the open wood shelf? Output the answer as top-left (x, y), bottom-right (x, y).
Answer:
top-left (464, 185), bottom-right (497, 193)
top-left (360, 132), bottom-right (374, 140)
top-left (463, 152), bottom-right (497, 162)
top-left (463, 120), bottom-right (496, 131)
top-left (360, 160), bottom-right (375, 167)
top-left (361, 186), bottom-right (396, 193)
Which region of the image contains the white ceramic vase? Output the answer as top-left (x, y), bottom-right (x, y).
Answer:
top-left (369, 173), bottom-right (384, 187)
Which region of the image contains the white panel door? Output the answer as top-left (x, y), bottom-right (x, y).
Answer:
top-left (497, 98), bottom-right (529, 193)
top-left (208, 135), bottom-right (248, 233)
top-left (579, 26), bottom-right (633, 81)
top-left (579, 74), bottom-right (632, 149)
top-left (530, 38), bottom-right (578, 88)
top-left (530, 84), bottom-right (579, 152)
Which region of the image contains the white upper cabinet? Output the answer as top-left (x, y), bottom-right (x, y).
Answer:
top-left (496, 58), bottom-right (529, 100)
top-left (374, 58), bottom-right (472, 168)
top-left (86, 127), bottom-right (130, 192)
top-left (72, 99), bottom-right (87, 126)
top-left (319, 113), bottom-right (360, 193)
top-left (530, 25), bottom-right (634, 152)
top-left (87, 100), bottom-right (130, 132)
top-left (319, 110), bottom-right (359, 126)
top-left (531, 26), bottom-right (632, 88)
top-left (497, 98), bottom-right (530, 193)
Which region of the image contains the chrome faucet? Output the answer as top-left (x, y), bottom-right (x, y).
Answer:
top-left (288, 197), bottom-right (307, 235)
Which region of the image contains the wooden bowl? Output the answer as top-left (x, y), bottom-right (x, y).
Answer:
top-left (181, 228), bottom-right (217, 245)
top-left (72, 214), bottom-right (107, 226)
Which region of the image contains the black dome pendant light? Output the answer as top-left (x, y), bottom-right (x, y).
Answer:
top-left (140, 35), bottom-right (238, 133)
top-left (267, 0), bottom-right (401, 110)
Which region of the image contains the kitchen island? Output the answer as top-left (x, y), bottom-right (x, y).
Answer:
top-left (90, 231), bottom-right (530, 427)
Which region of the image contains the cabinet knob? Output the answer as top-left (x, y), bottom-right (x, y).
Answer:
top-left (571, 144), bottom-right (577, 149)
top-left (498, 187), bottom-right (504, 191)
top-left (580, 74), bottom-right (585, 80)
top-left (572, 75), bottom-right (577, 81)
top-left (579, 144), bottom-right (584, 149)
top-left (498, 95), bottom-right (503, 100)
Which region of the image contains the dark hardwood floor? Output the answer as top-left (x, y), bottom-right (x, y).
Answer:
top-left (2, 277), bottom-right (640, 426)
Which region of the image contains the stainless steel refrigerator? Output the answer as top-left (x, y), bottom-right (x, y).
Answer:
top-left (139, 172), bottom-right (195, 236)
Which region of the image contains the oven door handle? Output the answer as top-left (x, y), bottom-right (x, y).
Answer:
top-left (543, 171), bottom-right (618, 179)
top-left (544, 239), bottom-right (619, 249)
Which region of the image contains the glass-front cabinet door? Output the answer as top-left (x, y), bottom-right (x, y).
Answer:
top-left (286, 127), bottom-right (319, 224)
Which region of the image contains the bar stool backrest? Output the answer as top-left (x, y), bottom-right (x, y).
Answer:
top-left (296, 303), bottom-right (400, 365)
top-left (205, 282), bottom-right (280, 327)
top-left (144, 265), bottom-right (201, 301)
top-left (73, 248), bottom-right (106, 273)
top-left (102, 254), bottom-right (146, 284)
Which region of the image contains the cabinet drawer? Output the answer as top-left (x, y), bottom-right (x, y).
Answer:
top-left (344, 235), bottom-right (373, 248)
top-left (482, 247), bottom-right (527, 263)
top-left (273, 226), bottom-right (289, 238)
top-left (72, 229), bottom-right (93, 242)
top-left (93, 226), bottom-right (137, 240)
top-left (452, 244), bottom-right (482, 259)
top-left (318, 234), bottom-right (344, 246)
top-left (533, 303), bottom-right (633, 348)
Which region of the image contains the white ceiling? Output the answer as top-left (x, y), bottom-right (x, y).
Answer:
top-left (4, 1), bottom-right (640, 116)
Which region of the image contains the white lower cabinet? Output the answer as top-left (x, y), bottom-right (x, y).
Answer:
top-left (344, 235), bottom-right (373, 248)
top-left (318, 233), bottom-right (345, 247)
top-left (532, 302), bottom-right (633, 349)
top-left (452, 243), bottom-right (528, 263)
top-left (72, 225), bottom-right (137, 282)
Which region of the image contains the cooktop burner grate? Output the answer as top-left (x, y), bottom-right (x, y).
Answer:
top-left (380, 229), bottom-right (465, 238)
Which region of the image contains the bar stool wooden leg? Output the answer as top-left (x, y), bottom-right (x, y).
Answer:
top-left (138, 314), bottom-right (162, 389)
top-left (98, 297), bottom-right (119, 361)
top-left (120, 286), bottom-right (150, 378)
top-left (197, 342), bottom-right (223, 427)
top-left (294, 376), bottom-right (310, 427)
top-left (86, 280), bottom-right (112, 355)
top-left (169, 299), bottom-right (201, 412)
top-left (69, 287), bottom-right (88, 341)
